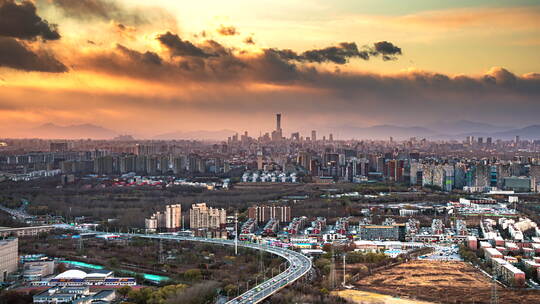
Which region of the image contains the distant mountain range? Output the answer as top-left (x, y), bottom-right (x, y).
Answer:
top-left (333, 121), bottom-right (540, 140)
top-left (336, 124), bottom-right (435, 140)
top-left (153, 129), bottom-right (237, 141)
top-left (459, 125), bottom-right (540, 141)
top-left (426, 120), bottom-right (511, 134)
top-left (28, 123), bottom-right (118, 139)
top-left (6, 121), bottom-right (540, 141)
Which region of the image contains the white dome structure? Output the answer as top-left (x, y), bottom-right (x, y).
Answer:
top-left (54, 269), bottom-right (87, 279)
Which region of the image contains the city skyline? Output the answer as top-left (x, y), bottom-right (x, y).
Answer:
top-left (2, 114), bottom-right (540, 141)
top-left (1, 0), bottom-right (540, 137)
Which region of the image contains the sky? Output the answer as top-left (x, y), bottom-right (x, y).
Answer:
top-left (0, 0), bottom-right (539, 138)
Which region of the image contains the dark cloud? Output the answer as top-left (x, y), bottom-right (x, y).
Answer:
top-left (373, 41), bottom-right (402, 61)
top-left (74, 36), bottom-right (417, 91)
top-left (0, 0), bottom-right (60, 40)
top-left (267, 41), bottom-right (402, 64)
top-left (202, 40), bottom-right (231, 57)
top-left (157, 31), bottom-right (211, 58)
top-left (0, 0), bottom-right (65, 72)
top-left (301, 42), bottom-right (369, 64)
top-left (154, 31), bottom-right (402, 67)
top-left (112, 21), bottom-right (137, 40)
top-left (0, 37), bottom-right (67, 72)
top-left (244, 36), bottom-right (255, 45)
top-left (116, 44), bottom-right (162, 65)
top-left (217, 25), bottom-right (238, 36)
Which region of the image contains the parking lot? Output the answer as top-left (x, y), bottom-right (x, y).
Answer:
top-left (419, 245), bottom-right (462, 261)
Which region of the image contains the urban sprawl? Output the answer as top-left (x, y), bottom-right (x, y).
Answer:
top-left (2, 114), bottom-right (540, 303)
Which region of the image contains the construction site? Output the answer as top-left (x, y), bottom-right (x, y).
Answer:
top-left (352, 260), bottom-right (540, 304)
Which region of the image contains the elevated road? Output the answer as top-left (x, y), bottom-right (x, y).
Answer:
top-left (77, 230), bottom-right (312, 304)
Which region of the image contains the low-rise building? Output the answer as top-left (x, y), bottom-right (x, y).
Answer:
top-left (0, 226), bottom-right (53, 238)
top-left (490, 257), bottom-right (524, 287)
top-left (47, 269), bottom-right (135, 287)
top-left (33, 286), bottom-right (117, 304)
top-left (479, 241), bottom-right (492, 249)
top-left (500, 263), bottom-right (526, 287)
top-left (34, 286), bottom-right (90, 304)
top-left (359, 225), bottom-right (401, 241)
top-left (23, 260), bottom-right (55, 281)
top-left (484, 247), bottom-right (503, 264)
top-left (466, 236), bottom-right (477, 250)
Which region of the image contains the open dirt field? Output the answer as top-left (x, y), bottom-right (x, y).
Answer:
top-left (355, 260), bottom-right (540, 304)
top-left (333, 289), bottom-right (434, 304)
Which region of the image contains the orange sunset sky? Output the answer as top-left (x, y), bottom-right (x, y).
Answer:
top-left (1, 0), bottom-right (539, 138)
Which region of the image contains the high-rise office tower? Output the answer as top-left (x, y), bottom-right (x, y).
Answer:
top-left (272, 113), bottom-right (283, 141)
top-left (311, 130), bottom-right (317, 141)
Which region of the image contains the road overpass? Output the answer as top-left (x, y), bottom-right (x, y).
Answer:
top-left (76, 230), bottom-right (312, 304)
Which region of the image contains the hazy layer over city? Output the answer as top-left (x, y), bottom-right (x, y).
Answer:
top-left (1, 0), bottom-right (540, 138)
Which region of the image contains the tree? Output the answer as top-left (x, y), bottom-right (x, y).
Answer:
top-left (0, 290), bottom-right (33, 304)
top-left (117, 286), bottom-right (132, 299)
top-left (108, 257), bottom-right (119, 268)
top-left (128, 287), bottom-right (155, 304)
top-left (134, 273), bottom-right (145, 284)
top-left (183, 269), bottom-right (202, 282)
top-left (166, 281), bottom-right (219, 304)
top-left (55, 263), bottom-right (67, 274)
top-left (223, 284), bottom-right (236, 296)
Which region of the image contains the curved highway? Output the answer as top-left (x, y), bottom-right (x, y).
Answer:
top-left (76, 230), bottom-right (312, 304)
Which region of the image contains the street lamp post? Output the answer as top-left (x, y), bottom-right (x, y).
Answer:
top-left (343, 253), bottom-right (346, 286)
